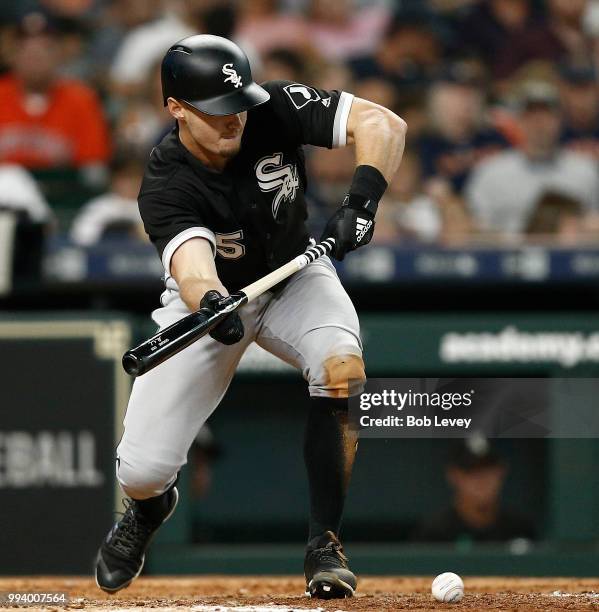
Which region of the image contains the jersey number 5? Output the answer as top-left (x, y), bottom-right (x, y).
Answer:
top-left (215, 230), bottom-right (245, 260)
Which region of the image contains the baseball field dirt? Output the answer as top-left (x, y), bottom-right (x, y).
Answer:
top-left (1, 576), bottom-right (598, 611)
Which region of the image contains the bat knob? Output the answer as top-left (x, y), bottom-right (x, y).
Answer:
top-left (122, 351), bottom-right (143, 377)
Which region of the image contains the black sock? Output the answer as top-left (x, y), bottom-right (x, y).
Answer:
top-left (304, 397), bottom-right (358, 542)
top-left (135, 478), bottom-right (177, 525)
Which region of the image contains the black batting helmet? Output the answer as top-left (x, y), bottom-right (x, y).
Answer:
top-left (161, 34), bottom-right (270, 116)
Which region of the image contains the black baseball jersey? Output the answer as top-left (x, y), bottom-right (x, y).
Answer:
top-left (138, 80), bottom-right (354, 294)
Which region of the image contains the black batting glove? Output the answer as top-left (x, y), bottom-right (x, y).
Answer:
top-left (321, 193), bottom-right (376, 261)
top-left (200, 290), bottom-right (244, 345)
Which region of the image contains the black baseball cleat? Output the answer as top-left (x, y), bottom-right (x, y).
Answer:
top-left (304, 531), bottom-right (357, 599)
top-left (95, 486), bottom-right (179, 593)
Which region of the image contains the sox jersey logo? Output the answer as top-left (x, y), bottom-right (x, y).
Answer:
top-left (222, 63), bottom-right (242, 88)
top-left (255, 153), bottom-right (300, 219)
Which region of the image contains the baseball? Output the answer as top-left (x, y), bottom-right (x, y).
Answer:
top-left (432, 572), bottom-right (464, 603)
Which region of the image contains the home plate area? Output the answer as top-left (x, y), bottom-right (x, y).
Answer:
top-left (2, 576), bottom-right (599, 611)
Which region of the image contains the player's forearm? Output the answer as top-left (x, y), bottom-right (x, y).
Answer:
top-left (352, 108), bottom-right (407, 183)
top-left (179, 277), bottom-right (228, 312)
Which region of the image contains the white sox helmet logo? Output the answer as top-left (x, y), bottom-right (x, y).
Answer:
top-left (222, 63), bottom-right (242, 88)
top-left (255, 153), bottom-right (299, 219)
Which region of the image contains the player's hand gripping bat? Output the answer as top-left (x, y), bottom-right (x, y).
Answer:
top-left (122, 237), bottom-right (336, 377)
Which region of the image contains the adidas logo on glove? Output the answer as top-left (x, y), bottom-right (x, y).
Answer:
top-left (355, 217), bottom-right (372, 242)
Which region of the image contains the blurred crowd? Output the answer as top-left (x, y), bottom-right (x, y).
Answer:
top-left (2, 0), bottom-right (599, 249)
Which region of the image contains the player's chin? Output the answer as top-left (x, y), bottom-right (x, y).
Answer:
top-left (218, 138), bottom-right (242, 157)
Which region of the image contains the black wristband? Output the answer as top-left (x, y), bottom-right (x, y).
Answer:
top-left (348, 165), bottom-right (388, 215)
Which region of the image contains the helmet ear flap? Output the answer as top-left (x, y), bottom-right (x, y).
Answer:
top-left (162, 46), bottom-right (191, 105)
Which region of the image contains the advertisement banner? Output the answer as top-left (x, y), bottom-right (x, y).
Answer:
top-left (0, 319), bottom-right (130, 574)
top-left (361, 313), bottom-right (599, 375)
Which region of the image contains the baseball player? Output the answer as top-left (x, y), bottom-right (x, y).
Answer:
top-left (95, 35), bottom-right (406, 599)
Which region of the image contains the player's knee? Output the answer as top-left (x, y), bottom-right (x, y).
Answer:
top-left (116, 455), bottom-right (177, 500)
top-left (312, 353), bottom-right (365, 399)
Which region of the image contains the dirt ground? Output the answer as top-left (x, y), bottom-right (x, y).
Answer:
top-left (1, 576), bottom-right (598, 612)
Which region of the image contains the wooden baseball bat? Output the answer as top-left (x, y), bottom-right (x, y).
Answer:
top-left (122, 237), bottom-right (335, 377)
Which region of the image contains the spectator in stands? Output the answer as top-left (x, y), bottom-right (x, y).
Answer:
top-left (109, 1), bottom-right (194, 98)
top-left (395, 91), bottom-right (429, 143)
top-left (306, 0), bottom-right (391, 62)
top-left (53, 15), bottom-right (102, 83)
top-left (559, 62), bottom-right (599, 160)
top-left (0, 163), bottom-right (52, 289)
top-left (236, 0), bottom-right (309, 55)
top-left (110, 0), bottom-right (244, 98)
top-left (418, 63), bottom-right (508, 194)
top-left (413, 437), bottom-right (535, 543)
top-left (310, 57), bottom-right (354, 92)
top-left (86, 0), bottom-right (164, 91)
top-left (0, 0), bottom-right (96, 22)
top-left (31, 0), bottom-right (98, 20)
top-left (348, 15), bottom-right (442, 94)
top-left (113, 59), bottom-right (172, 156)
top-left (374, 149), bottom-right (441, 244)
top-left (465, 81), bottom-right (599, 236)
top-left (585, 0), bottom-right (599, 68)
top-left (69, 153), bottom-right (145, 246)
top-left (426, 0), bottom-right (482, 15)
top-left (488, 59), bottom-right (561, 146)
top-left (352, 77), bottom-right (431, 144)
top-left (0, 163), bottom-right (52, 224)
top-left (353, 77), bottom-right (399, 114)
top-left (525, 191), bottom-right (584, 244)
top-left (0, 12), bottom-right (110, 175)
top-left (495, 0), bottom-right (590, 80)
top-left (455, 0), bottom-right (536, 78)
top-left (261, 48), bottom-right (307, 83)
